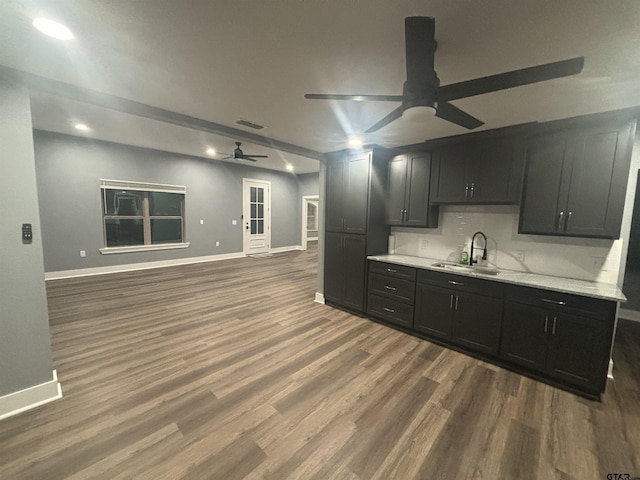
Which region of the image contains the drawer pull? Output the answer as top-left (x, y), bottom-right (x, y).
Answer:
top-left (386, 268), bottom-right (397, 273)
top-left (448, 280), bottom-right (464, 286)
top-left (385, 285), bottom-right (397, 291)
top-left (542, 298), bottom-right (566, 306)
top-left (383, 307), bottom-right (395, 313)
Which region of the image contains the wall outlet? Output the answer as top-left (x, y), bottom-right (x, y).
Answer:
top-left (419, 238), bottom-right (429, 251)
top-left (232, 219), bottom-right (237, 225)
top-left (200, 219), bottom-right (204, 225)
top-left (591, 256), bottom-right (606, 270)
top-left (515, 250), bottom-right (525, 262)
top-left (215, 241), bottom-right (220, 247)
top-left (80, 250), bottom-right (86, 257)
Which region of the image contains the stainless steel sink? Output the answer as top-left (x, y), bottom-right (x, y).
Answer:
top-left (431, 262), bottom-right (500, 275)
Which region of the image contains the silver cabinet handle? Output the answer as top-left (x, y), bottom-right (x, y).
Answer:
top-left (557, 211), bottom-right (564, 231)
top-left (544, 315), bottom-right (549, 333)
top-left (455, 295), bottom-right (459, 310)
top-left (552, 316), bottom-right (557, 335)
top-left (385, 285), bottom-right (396, 291)
top-left (465, 184), bottom-right (470, 198)
top-left (470, 183), bottom-right (475, 199)
top-left (542, 298), bottom-right (566, 306)
top-left (383, 307), bottom-right (395, 313)
top-left (566, 211), bottom-right (572, 230)
top-left (387, 268), bottom-right (397, 273)
top-left (448, 280), bottom-right (464, 286)
top-left (450, 294), bottom-right (454, 309)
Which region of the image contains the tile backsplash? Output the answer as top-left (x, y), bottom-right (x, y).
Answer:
top-left (390, 205), bottom-right (622, 284)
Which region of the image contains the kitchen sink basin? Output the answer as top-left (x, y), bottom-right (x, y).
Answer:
top-left (431, 262), bottom-right (500, 275)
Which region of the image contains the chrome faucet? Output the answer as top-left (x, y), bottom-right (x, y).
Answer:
top-left (470, 231), bottom-right (487, 265)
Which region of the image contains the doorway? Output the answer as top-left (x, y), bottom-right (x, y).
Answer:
top-left (302, 195), bottom-right (319, 250)
top-left (242, 178), bottom-right (271, 255)
top-left (622, 170), bottom-right (640, 317)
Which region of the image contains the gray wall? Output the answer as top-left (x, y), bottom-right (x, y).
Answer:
top-left (34, 131), bottom-right (319, 272)
top-left (0, 81), bottom-right (54, 396)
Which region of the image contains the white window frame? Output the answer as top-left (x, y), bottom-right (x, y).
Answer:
top-left (99, 179), bottom-right (189, 254)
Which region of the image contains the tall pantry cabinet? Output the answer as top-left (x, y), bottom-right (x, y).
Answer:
top-left (324, 148), bottom-right (388, 312)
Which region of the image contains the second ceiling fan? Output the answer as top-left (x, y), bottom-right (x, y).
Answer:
top-left (305, 16), bottom-right (585, 132)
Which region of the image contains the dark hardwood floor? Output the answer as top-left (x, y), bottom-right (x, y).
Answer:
top-left (1, 244), bottom-right (639, 479)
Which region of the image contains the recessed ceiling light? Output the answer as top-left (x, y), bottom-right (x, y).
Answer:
top-left (285, 164), bottom-right (294, 172)
top-left (74, 123), bottom-right (89, 131)
top-left (347, 137), bottom-right (364, 148)
top-left (206, 147), bottom-right (216, 156)
top-left (32, 18), bottom-right (74, 40)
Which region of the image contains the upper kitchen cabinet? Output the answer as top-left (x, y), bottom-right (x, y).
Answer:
top-left (326, 153), bottom-right (370, 234)
top-left (387, 152), bottom-right (438, 228)
top-left (519, 120), bottom-right (636, 239)
top-left (430, 136), bottom-right (525, 204)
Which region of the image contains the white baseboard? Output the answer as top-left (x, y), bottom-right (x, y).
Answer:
top-left (45, 251), bottom-right (247, 280)
top-left (0, 370), bottom-right (62, 421)
top-left (270, 245), bottom-right (303, 253)
top-left (314, 292), bottom-right (325, 304)
top-left (618, 308), bottom-right (640, 322)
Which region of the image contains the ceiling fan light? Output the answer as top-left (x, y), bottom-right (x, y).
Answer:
top-left (32, 17), bottom-right (74, 40)
top-left (402, 105), bottom-right (436, 122)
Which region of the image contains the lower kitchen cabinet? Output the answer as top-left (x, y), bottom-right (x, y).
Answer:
top-left (366, 261), bottom-right (416, 328)
top-left (500, 286), bottom-right (615, 394)
top-left (325, 232), bottom-right (366, 312)
top-left (414, 272), bottom-right (503, 356)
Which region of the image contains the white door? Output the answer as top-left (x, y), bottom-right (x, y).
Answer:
top-left (242, 178), bottom-right (271, 255)
top-left (301, 195), bottom-right (319, 249)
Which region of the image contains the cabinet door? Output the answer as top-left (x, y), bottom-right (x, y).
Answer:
top-left (430, 144), bottom-right (470, 203)
top-left (405, 154), bottom-right (432, 226)
top-left (472, 140), bottom-right (521, 204)
top-left (519, 135), bottom-right (570, 235)
top-left (387, 155), bottom-right (408, 225)
top-left (500, 301), bottom-right (549, 371)
top-left (413, 283), bottom-right (454, 340)
top-left (546, 312), bottom-right (610, 392)
top-left (343, 155), bottom-right (370, 234)
top-left (342, 234), bottom-right (367, 311)
top-left (324, 232), bottom-right (345, 303)
top-left (325, 160), bottom-right (346, 232)
top-left (564, 125), bottom-right (632, 238)
top-left (452, 291), bottom-right (503, 356)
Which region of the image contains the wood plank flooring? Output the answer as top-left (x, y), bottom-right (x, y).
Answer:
top-left (2, 244), bottom-right (640, 479)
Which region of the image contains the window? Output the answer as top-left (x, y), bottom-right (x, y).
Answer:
top-left (100, 179), bottom-right (188, 254)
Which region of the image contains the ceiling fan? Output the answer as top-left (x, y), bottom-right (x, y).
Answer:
top-left (220, 142), bottom-right (268, 162)
top-left (305, 16), bottom-right (585, 132)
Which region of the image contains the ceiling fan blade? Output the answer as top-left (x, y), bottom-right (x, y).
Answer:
top-left (242, 157), bottom-right (259, 162)
top-left (435, 101), bottom-right (484, 129)
top-left (438, 57), bottom-right (585, 102)
top-left (244, 154), bottom-right (268, 158)
top-left (305, 93), bottom-right (403, 102)
top-left (365, 105), bottom-right (404, 133)
top-left (405, 16), bottom-right (436, 85)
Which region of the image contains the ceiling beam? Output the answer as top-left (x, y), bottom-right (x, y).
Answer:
top-left (0, 65), bottom-right (326, 162)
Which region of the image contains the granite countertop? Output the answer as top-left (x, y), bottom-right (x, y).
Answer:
top-left (367, 254), bottom-right (626, 302)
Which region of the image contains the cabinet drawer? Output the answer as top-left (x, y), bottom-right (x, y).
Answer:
top-left (504, 285), bottom-right (613, 318)
top-left (417, 269), bottom-right (503, 298)
top-left (369, 261), bottom-right (416, 281)
top-left (367, 294), bottom-right (414, 329)
top-left (368, 273), bottom-right (415, 304)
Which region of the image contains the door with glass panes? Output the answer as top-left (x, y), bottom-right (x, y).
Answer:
top-left (242, 179), bottom-right (271, 255)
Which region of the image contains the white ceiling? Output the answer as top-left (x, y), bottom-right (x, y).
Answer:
top-left (2, 0), bottom-right (640, 174)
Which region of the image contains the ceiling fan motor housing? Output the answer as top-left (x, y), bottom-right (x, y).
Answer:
top-left (402, 16), bottom-right (439, 112)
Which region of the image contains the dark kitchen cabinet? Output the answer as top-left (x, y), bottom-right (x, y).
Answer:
top-left (366, 261), bottom-right (417, 329)
top-left (519, 120), bottom-right (635, 239)
top-left (430, 137), bottom-right (524, 204)
top-left (414, 271), bottom-right (503, 356)
top-left (326, 154), bottom-right (370, 234)
top-left (325, 232), bottom-right (367, 311)
top-left (500, 286), bottom-right (615, 394)
top-left (387, 153), bottom-right (438, 228)
top-left (323, 150), bottom-right (388, 313)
